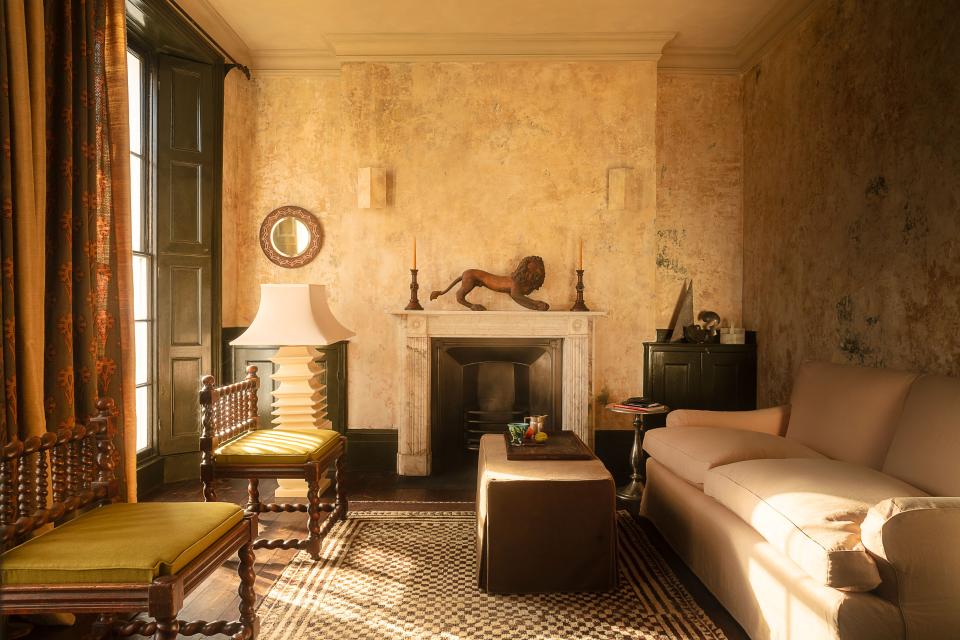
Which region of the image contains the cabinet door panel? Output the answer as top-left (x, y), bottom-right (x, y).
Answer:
top-left (645, 349), bottom-right (702, 409)
top-left (701, 350), bottom-right (757, 411)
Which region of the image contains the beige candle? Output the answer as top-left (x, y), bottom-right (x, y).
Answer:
top-left (412, 238), bottom-right (417, 270)
top-left (578, 238), bottom-right (583, 270)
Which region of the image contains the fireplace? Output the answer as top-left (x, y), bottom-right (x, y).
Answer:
top-left (393, 311), bottom-right (604, 476)
top-left (431, 338), bottom-right (562, 473)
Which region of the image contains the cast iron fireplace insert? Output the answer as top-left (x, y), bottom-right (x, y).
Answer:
top-left (431, 338), bottom-right (562, 474)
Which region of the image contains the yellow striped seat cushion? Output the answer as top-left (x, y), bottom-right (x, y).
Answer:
top-left (0, 502), bottom-right (243, 585)
top-left (214, 427), bottom-right (340, 465)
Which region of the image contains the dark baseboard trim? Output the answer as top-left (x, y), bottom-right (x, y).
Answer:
top-left (136, 455), bottom-right (165, 499)
top-left (346, 428), bottom-right (398, 472)
top-left (342, 428), bottom-right (630, 481)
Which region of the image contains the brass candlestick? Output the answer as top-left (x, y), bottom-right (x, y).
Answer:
top-left (570, 269), bottom-right (589, 311)
top-left (405, 268), bottom-right (424, 310)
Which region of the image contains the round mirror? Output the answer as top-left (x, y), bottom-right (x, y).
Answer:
top-left (270, 217), bottom-right (311, 257)
top-left (259, 206), bottom-right (323, 268)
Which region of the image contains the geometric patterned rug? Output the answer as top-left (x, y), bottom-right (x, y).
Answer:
top-left (258, 511), bottom-right (728, 640)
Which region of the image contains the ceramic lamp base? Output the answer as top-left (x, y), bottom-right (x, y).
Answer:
top-left (269, 345), bottom-right (333, 498)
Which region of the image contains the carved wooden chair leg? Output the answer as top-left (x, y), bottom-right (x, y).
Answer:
top-left (335, 454), bottom-right (348, 520)
top-left (246, 478), bottom-right (260, 512)
top-left (201, 467), bottom-right (217, 502)
top-left (153, 616), bottom-right (180, 640)
top-left (90, 613), bottom-right (117, 640)
top-left (306, 472), bottom-right (322, 560)
top-left (237, 529), bottom-right (260, 640)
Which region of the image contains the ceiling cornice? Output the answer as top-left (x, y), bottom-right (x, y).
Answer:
top-left (658, 0), bottom-right (820, 74)
top-left (172, 0), bottom-right (253, 67)
top-left (323, 32), bottom-right (676, 63)
top-left (252, 49), bottom-right (341, 73)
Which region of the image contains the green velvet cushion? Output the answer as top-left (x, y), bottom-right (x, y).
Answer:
top-left (0, 502), bottom-right (243, 585)
top-left (214, 427), bottom-right (340, 465)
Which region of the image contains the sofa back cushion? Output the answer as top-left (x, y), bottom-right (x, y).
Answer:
top-left (882, 374), bottom-right (960, 496)
top-left (785, 362), bottom-right (918, 469)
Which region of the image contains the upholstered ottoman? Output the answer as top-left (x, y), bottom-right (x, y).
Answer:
top-left (476, 433), bottom-right (618, 594)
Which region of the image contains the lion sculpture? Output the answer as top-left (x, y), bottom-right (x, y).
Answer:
top-left (430, 255), bottom-right (549, 311)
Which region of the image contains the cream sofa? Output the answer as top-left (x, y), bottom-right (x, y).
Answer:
top-left (639, 361), bottom-right (960, 640)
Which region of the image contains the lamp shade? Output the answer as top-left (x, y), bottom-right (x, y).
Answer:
top-left (231, 284), bottom-right (355, 346)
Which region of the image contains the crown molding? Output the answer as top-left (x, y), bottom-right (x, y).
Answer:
top-left (324, 32), bottom-right (676, 62)
top-left (172, 0), bottom-right (252, 67)
top-left (659, 0), bottom-right (820, 75)
top-left (252, 49), bottom-right (341, 72)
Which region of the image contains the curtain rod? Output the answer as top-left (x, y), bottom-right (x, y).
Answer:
top-left (166, 0), bottom-right (251, 79)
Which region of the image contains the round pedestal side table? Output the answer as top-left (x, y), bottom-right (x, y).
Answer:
top-left (606, 403), bottom-right (669, 515)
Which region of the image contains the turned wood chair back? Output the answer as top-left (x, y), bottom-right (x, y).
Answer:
top-left (0, 399), bottom-right (117, 553)
top-left (199, 365), bottom-right (260, 459)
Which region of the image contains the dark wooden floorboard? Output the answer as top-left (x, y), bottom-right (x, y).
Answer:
top-left (18, 470), bottom-right (747, 640)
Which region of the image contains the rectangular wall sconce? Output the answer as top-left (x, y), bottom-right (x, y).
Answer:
top-left (608, 167), bottom-right (631, 210)
top-left (358, 167), bottom-right (387, 209)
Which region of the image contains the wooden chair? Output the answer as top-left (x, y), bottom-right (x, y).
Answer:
top-left (199, 366), bottom-right (347, 560)
top-left (0, 399), bottom-right (259, 640)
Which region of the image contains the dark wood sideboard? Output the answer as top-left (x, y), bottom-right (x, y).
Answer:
top-left (642, 329), bottom-right (757, 429)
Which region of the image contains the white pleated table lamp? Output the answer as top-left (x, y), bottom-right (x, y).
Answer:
top-left (231, 284), bottom-right (354, 497)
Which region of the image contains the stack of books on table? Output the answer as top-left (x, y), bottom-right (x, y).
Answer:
top-left (610, 398), bottom-right (663, 412)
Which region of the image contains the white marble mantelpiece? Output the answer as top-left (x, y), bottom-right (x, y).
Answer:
top-left (392, 310), bottom-right (605, 475)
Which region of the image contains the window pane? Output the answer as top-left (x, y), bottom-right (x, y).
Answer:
top-left (132, 255), bottom-right (148, 320)
top-left (127, 51), bottom-right (142, 155)
top-left (130, 155), bottom-right (142, 251)
top-left (136, 386), bottom-right (149, 451)
top-left (135, 321), bottom-right (149, 385)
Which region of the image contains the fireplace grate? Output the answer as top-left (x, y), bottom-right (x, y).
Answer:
top-left (463, 409), bottom-right (527, 451)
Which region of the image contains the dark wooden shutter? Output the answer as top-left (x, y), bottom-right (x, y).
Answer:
top-left (156, 54), bottom-right (216, 463)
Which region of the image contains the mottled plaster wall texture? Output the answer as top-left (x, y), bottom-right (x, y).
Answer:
top-left (221, 61), bottom-right (743, 430)
top-left (656, 72), bottom-right (743, 328)
top-left (742, 0), bottom-right (960, 406)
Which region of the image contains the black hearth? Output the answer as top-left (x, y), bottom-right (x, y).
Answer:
top-left (431, 338), bottom-right (562, 474)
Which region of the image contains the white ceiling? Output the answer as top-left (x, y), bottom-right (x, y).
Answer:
top-left (182, 0), bottom-right (816, 73)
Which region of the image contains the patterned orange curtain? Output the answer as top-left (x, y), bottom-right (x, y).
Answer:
top-left (43, 0), bottom-right (136, 500)
top-left (0, 0), bottom-right (46, 444)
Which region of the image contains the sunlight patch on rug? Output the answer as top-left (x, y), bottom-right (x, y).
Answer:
top-left (258, 511), bottom-right (727, 640)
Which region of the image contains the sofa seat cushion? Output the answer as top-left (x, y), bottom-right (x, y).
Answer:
top-left (0, 502), bottom-right (244, 585)
top-left (214, 426), bottom-right (339, 465)
top-left (705, 458), bottom-right (926, 591)
top-left (642, 427), bottom-right (824, 488)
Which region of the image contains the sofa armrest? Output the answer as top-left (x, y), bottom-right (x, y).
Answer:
top-left (665, 405), bottom-right (790, 436)
top-left (861, 497), bottom-right (960, 639)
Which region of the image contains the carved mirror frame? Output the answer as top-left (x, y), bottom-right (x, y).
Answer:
top-left (259, 205), bottom-right (324, 268)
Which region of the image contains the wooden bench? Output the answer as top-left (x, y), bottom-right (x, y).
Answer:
top-left (0, 399), bottom-right (259, 640)
top-left (200, 366), bottom-right (347, 560)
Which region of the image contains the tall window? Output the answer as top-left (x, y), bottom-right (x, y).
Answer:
top-left (127, 48), bottom-right (154, 453)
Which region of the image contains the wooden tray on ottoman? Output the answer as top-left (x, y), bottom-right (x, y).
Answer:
top-left (503, 431), bottom-right (594, 461)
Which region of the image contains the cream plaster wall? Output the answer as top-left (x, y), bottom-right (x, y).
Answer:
top-left (221, 71), bottom-right (255, 322)
top-left (224, 62), bottom-right (658, 429)
top-left (222, 62), bottom-right (744, 429)
top-left (742, 0), bottom-right (960, 406)
top-left (655, 72), bottom-right (742, 328)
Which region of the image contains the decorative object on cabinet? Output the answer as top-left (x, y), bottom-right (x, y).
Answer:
top-left (430, 255), bottom-right (549, 311)
top-left (259, 205), bottom-right (323, 268)
top-left (668, 280), bottom-right (695, 342)
top-left (230, 284), bottom-right (354, 498)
